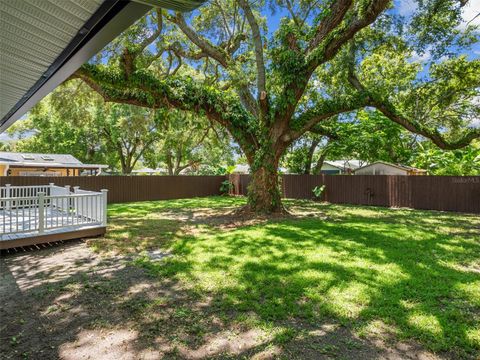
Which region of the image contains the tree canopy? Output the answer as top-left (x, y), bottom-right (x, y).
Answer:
top-left (8, 81), bottom-right (234, 174)
top-left (56, 0), bottom-right (479, 211)
top-left (282, 109), bottom-right (480, 175)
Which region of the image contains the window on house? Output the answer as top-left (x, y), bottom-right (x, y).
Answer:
top-left (41, 156), bottom-right (54, 161)
top-left (21, 154), bottom-right (35, 160)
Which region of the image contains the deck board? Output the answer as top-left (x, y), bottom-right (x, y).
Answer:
top-left (1, 207), bottom-right (105, 247)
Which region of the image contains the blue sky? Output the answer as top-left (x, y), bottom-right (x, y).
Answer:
top-left (395, 0), bottom-right (480, 62)
top-left (262, 0), bottom-right (480, 61)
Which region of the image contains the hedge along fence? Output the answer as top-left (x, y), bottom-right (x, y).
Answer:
top-left (1, 175), bottom-right (478, 213)
top-left (228, 174), bottom-right (480, 214)
top-left (0, 176), bottom-right (225, 204)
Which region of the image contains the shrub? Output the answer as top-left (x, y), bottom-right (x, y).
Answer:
top-left (312, 185), bottom-right (326, 200)
top-left (220, 180), bottom-right (234, 195)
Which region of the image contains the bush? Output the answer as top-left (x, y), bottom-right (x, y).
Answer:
top-left (220, 180), bottom-right (234, 195)
top-left (312, 185), bottom-right (325, 200)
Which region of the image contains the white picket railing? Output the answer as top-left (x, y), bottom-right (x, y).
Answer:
top-left (1, 184), bottom-right (107, 236)
top-left (0, 183), bottom-right (56, 198)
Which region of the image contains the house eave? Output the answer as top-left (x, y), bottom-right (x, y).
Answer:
top-left (0, 162), bottom-right (108, 169)
top-left (0, 0), bottom-right (207, 133)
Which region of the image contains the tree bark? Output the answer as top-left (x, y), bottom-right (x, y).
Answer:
top-left (313, 150), bottom-right (328, 175)
top-left (304, 139), bottom-right (320, 174)
top-left (247, 166), bottom-right (282, 213)
top-left (246, 148), bottom-right (283, 214)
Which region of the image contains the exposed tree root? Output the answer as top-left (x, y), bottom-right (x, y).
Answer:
top-left (230, 204), bottom-right (292, 219)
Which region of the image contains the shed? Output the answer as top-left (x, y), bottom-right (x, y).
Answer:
top-left (354, 161), bottom-right (427, 175)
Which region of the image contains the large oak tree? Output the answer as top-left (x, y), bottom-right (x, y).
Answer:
top-left (72, 0), bottom-right (480, 213)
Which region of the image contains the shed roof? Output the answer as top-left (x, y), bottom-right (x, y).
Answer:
top-left (355, 161), bottom-right (426, 173)
top-left (323, 160), bottom-right (364, 170)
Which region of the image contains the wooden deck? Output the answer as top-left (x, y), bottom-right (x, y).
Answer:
top-left (0, 226), bottom-right (106, 249)
top-left (0, 207), bottom-right (105, 249)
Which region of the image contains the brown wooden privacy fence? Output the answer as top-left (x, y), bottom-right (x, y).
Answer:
top-left (0, 176), bottom-right (225, 204)
top-left (228, 174), bottom-right (480, 214)
top-left (1, 175), bottom-right (478, 213)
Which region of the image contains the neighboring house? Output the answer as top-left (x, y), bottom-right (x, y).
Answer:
top-left (230, 164), bottom-right (289, 174)
top-left (354, 161), bottom-right (427, 175)
top-left (0, 152), bottom-right (107, 176)
top-left (321, 160), bottom-right (365, 174)
top-left (232, 164), bottom-right (250, 174)
top-left (132, 168), bottom-right (168, 175)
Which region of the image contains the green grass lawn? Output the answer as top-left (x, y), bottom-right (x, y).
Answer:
top-left (90, 197), bottom-right (480, 358)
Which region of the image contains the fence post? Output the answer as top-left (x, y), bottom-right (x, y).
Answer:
top-left (5, 184), bottom-right (11, 210)
top-left (49, 183), bottom-right (54, 196)
top-left (101, 189), bottom-right (108, 226)
top-left (38, 192), bottom-right (45, 234)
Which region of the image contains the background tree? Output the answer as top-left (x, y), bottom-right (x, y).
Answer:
top-left (70, 0), bottom-right (479, 212)
top-left (9, 82), bottom-right (157, 174)
top-left (283, 109), bottom-right (418, 174)
top-left (0, 141), bottom-right (12, 151)
top-left (9, 81), bottom-right (235, 174)
top-left (100, 104), bottom-right (162, 174)
top-left (412, 140), bottom-right (480, 175)
top-left (9, 83), bottom-right (108, 166)
top-left (143, 110), bottom-right (234, 175)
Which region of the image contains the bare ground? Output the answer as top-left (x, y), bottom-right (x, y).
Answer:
top-left (1, 240), bottom-right (450, 360)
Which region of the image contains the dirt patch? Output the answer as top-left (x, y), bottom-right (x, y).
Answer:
top-left (0, 241), bottom-right (455, 360)
top-left (159, 204), bottom-right (329, 231)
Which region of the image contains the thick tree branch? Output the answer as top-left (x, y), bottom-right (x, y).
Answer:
top-left (307, 0), bottom-right (353, 52)
top-left (71, 65), bottom-right (259, 158)
top-left (348, 72), bottom-right (480, 150)
top-left (276, 0), bottom-right (389, 131)
top-left (284, 93), bottom-right (367, 143)
top-left (169, 14), bottom-right (257, 118)
top-left (170, 13), bottom-right (229, 67)
top-left (237, 0), bottom-right (268, 117)
top-left (306, 0), bottom-right (390, 69)
top-left (374, 101), bottom-right (480, 149)
top-left (138, 9), bottom-right (163, 53)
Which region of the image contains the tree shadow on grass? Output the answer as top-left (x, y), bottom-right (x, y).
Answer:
top-left (137, 204), bottom-right (479, 358)
top-left (256, 215), bottom-right (480, 357)
top-left (2, 242), bottom-right (448, 360)
top-left (1, 200), bottom-right (479, 359)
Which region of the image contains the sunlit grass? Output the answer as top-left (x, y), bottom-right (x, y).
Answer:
top-left (89, 197), bottom-right (480, 357)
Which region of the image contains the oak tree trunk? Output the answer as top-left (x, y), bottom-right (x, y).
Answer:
top-left (246, 147), bottom-right (283, 214)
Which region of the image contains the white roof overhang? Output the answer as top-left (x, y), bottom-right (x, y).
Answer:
top-left (0, 0), bottom-right (206, 133)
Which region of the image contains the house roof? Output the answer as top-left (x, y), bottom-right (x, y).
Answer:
top-left (0, 152), bottom-right (107, 169)
top-left (132, 167), bottom-right (167, 173)
top-left (233, 164), bottom-right (250, 173)
top-left (0, 0), bottom-right (207, 132)
top-left (355, 161), bottom-right (427, 173)
top-left (323, 160), bottom-right (364, 170)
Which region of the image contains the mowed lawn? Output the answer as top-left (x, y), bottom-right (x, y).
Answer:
top-left (88, 197), bottom-right (479, 359)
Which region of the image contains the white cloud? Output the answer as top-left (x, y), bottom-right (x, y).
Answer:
top-left (470, 118), bottom-right (480, 128)
top-left (409, 49), bottom-right (432, 63)
top-left (396, 0), bottom-right (418, 16)
top-left (459, 0), bottom-right (480, 30)
top-left (468, 96), bottom-right (480, 128)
